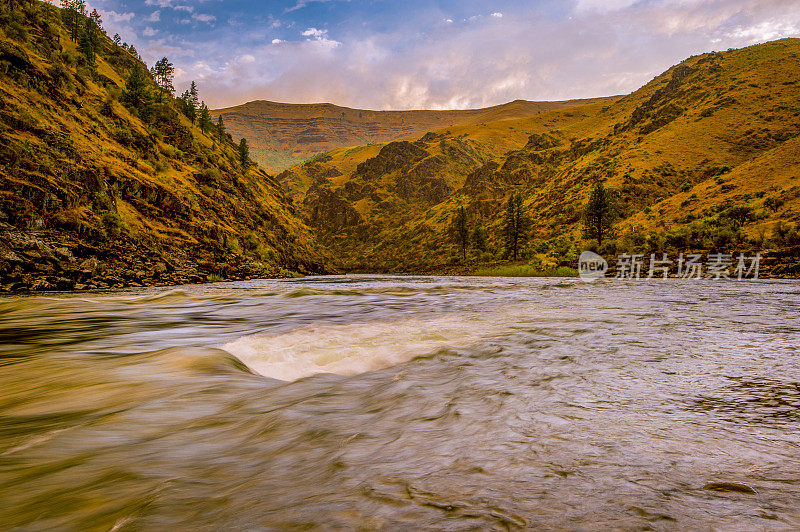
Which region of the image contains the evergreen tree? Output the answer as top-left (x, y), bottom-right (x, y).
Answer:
top-left (87, 9), bottom-right (103, 52)
top-left (178, 90), bottom-right (197, 123)
top-left (471, 224), bottom-right (487, 252)
top-left (198, 102), bottom-right (212, 133)
top-left (89, 8), bottom-right (102, 30)
top-left (78, 21), bottom-right (94, 66)
top-left (452, 205), bottom-right (469, 261)
top-left (502, 193), bottom-right (530, 261)
top-left (150, 57), bottom-right (175, 101)
top-left (216, 115), bottom-right (225, 138)
top-left (122, 64), bottom-right (150, 110)
top-left (63, 0), bottom-right (86, 41)
top-left (113, 33), bottom-right (121, 46)
top-left (60, 0), bottom-right (76, 41)
top-left (238, 138), bottom-right (250, 167)
top-left (583, 181), bottom-right (615, 245)
top-left (179, 81), bottom-right (200, 124)
top-left (189, 82), bottom-right (199, 110)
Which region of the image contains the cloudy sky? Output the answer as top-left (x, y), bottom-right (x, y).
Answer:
top-left (88, 0), bottom-right (800, 110)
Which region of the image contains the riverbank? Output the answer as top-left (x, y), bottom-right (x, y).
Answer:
top-left (0, 225), bottom-right (310, 294)
top-left (3, 225), bottom-right (800, 293)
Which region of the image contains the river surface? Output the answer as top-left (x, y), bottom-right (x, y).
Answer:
top-left (1, 275), bottom-right (799, 530)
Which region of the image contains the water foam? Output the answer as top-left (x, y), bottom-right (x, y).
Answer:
top-left (221, 313), bottom-right (495, 381)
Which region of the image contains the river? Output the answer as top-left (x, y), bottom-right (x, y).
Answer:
top-left (1, 275), bottom-right (799, 530)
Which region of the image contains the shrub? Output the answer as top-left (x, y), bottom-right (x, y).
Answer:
top-left (772, 221), bottom-right (800, 247)
top-left (60, 50), bottom-right (77, 66)
top-left (154, 159), bottom-right (169, 173)
top-left (227, 237), bottom-right (243, 255)
top-left (764, 195), bottom-right (785, 212)
top-left (720, 204), bottom-right (754, 228)
top-left (101, 211), bottom-right (124, 237)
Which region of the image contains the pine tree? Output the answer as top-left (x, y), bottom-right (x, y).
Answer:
top-left (150, 57), bottom-right (175, 101)
top-left (87, 9), bottom-right (103, 52)
top-left (178, 90), bottom-right (197, 123)
top-left (238, 138), bottom-right (250, 167)
top-left (89, 8), bottom-right (102, 30)
top-left (60, 0), bottom-right (84, 42)
top-left (113, 33), bottom-right (121, 46)
top-left (78, 21), bottom-right (94, 66)
top-left (471, 224), bottom-right (487, 252)
top-left (216, 115), bottom-right (225, 138)
top-left (452, 205), bottom-right (469, 261)
top-left (189, 82), bottom-right (199, 111)
top-left (122, 64), bottom-right (150, 110)
top-left (502, 193), bottom-right (530, 261)
top-left (67, 0), bottom-right (85, 41)
top-left (583, 181), bottom-right (615, 245)
top-left (198, 102), bottom-right (212, 133)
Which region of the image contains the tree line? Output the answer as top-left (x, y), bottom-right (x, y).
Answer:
top-left (59, 0), bottom-right (251, 168)
top-left (451, 182), bottom-right (615, 262)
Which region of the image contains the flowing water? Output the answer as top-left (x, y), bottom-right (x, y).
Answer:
top-left (1, 275), bottom-right (799, 530)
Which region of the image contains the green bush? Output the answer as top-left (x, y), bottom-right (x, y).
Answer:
top-left (60, 50), bottom-right (77, 66)
top-left (772, 221), bottom-right (800, 247)
top-left (764, 195), bottom-right (785, 212)
top-left (227, 238), bottom-right (243, 255)
top-left (101, 211), bottom-right (124, 237)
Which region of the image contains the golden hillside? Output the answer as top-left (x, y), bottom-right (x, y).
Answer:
top-left (212, 97), bottom-right (617, 173)
top-left (279, 39), bottom-right (800, 275)
top-left (0, 1), bottom-right (324, 292)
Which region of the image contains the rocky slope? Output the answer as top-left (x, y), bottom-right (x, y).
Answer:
top-left (279, 39), bottom-right (800, 276)
top-left (0, 1), bottom-right (324, 293)
top-left (211, 97), bottom-right (617, 173)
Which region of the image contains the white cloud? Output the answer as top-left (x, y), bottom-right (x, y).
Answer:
top-left (272, 38), bottom-right (284, 44)
top-left (301, 27), bottom-right (341, 48)
top-left (491, 12), bottom-right (503, 18)
top-left (727, 20), bottom-right (800, 43)
top-left (147, 10), bottom-right (161, 22)
top-left (144, 0), bottom-right (174, 8)
top-left (193, 13), bottom-right (216, 23)
top-left (143, 26), bottom-right (157, 37)
top-left (100, 10), bottom-right (135, 23)
top-left (301, 27), bottom-right (326, 39)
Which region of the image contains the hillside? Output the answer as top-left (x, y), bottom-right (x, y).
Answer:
top-left (211, 97), bottom-right (617, 173)
top-left (0, 1), bottom-right (324, 292)
top-left (279, 39), bottom-right (800, 275)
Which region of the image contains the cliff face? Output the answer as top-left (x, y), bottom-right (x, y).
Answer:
top-left (0, 1), bottom-right (324, 292)
top-left (212, 97), bottom-right (618, 173)
top-left (276, 39), bottom-right (800, 274)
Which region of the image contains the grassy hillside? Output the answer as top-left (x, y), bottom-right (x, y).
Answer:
top-left (212, 97), bottom-right (617, 173)
top-left (0, 1), bottom-right (324, 292)
top-left (279, 39), bottom-right (800, 276)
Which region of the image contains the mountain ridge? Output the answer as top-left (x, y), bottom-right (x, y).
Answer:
top-left (211, 96), bottom-right (620, 173)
